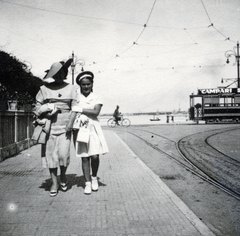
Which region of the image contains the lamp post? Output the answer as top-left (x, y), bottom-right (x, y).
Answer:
top-left (225, 41), bottom-right (240, 88)
top-left (71, 51), bottom-right (85, 85)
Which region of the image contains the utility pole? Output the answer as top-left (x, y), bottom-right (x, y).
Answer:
top-left (225, 41), bottom-right (240, 88)
top-left (70, 51), bottom-right (85, 85)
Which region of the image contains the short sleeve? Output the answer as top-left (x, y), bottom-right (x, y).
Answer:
top-left (71, 86), bottom-right (80, 109)
top-left (95, 94), bottom-right (103, 105)
top-left (33, 87), bottom-right (44, 116)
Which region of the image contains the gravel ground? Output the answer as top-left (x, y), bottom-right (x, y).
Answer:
top-left (111, 124), bottom-right (240, 236)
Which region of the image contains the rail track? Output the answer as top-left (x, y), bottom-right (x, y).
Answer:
top-left (112, 126), bottom-right (240, 201)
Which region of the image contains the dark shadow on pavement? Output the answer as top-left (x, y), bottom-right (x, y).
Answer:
top-left (39, 174), bottom-right (106, 192)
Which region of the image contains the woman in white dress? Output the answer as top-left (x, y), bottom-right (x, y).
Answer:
top-left (69, 71), bottom-right (108, 195)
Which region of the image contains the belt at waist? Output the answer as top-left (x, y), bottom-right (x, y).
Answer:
top-left (58, 109), bottom-right (70, 113)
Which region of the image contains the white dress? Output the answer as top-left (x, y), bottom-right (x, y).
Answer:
top-left (73, 91), bottom-right (109, 158)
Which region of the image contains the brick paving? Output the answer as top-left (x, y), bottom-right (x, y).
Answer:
top-left (0, 130), bottom-right (215, 236)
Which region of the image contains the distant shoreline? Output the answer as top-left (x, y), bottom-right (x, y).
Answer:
top-left (100, 111), bottom-right (188, 117)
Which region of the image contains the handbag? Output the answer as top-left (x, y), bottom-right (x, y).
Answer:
top-left (77, 123), bottom-right (90, 143)
top-left (32, 125), bottom-right (43, 142)
top-left (31, 119), bottom-right (51, 144)
top-left (73, 113), bottom-right (81, 129)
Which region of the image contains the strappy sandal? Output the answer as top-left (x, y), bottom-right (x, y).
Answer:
top-left (60, 182), bottom-right (67, 191)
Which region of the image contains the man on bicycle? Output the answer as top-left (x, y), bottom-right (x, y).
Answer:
top-left (113, 105), bottom-right (121, 125)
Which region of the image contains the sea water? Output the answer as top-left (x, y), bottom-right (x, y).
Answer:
top-left (99, 114), bottom-right (193, 126)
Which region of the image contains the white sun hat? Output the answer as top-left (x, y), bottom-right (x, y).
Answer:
top-left (43, 59), bottom-right (73, 83)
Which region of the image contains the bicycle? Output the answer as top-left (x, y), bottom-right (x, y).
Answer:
top-left (107, 116), bottom-right (131, 128)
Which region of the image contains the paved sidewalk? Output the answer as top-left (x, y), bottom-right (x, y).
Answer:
top-left (0, 130), bottom-right (215, 236)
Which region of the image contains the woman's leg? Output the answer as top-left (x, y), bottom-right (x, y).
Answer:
top-left (82, 157), bottom-right (92, 194)
top-left (58, 133), bottom-right (71, 188)
top-left (91, 155), bottom-right (100, 177)
top-left (60, 166), bottom-right (67, 183)
top-left (49, 168), bottom-right (58, 192)
top-left (59, 165), bottom-right (68, 191)
top-left (82, 157), bottom-right (91, 182)
top-left (91, 155), bottom-right (100, 191)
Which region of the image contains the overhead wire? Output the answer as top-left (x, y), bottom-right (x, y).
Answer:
top-left (148, 25), bottom-right (208, 30)
top-left (138, 39), bottom-right (224, 47)
top-left (200, 0), bottom-right (231, 41)
top-left (116, 0), bottom-right (236, 70)
top-left (212, 25), bottom-right (230, 40)
top-left (145, 0), bottom-right (157, 26)
top-left (1, 0), bottom-right (237, 71)
top-left (116, 0), bottom-right (157, 56)
top-left (116, 0), bottom-right (233, 61)
top-left (0, 0), bottom-right (142, 26)
top-left (200, 0), bottom-right (212, 25)
top-left (184, 28), bottom-right (198, 44)
top-left (134, 0), bottom-right (156, 43)
top-left (1, 0), bottom-right (234, 46)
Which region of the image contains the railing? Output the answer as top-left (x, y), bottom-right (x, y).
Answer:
top-left (0, 111), bottom-right (35, 162)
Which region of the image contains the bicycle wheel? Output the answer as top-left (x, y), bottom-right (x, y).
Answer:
top-left (121, 118), bottom-right (131, 127)
top-left (107, 118), bottom-right (116, 128)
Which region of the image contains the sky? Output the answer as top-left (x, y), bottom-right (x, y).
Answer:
top-left (0, 0), bottom-right (239, 114)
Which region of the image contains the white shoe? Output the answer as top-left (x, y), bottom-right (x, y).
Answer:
top-left (91, 176), bottom-right (98, 191)
top-left (84, 182), bottom-right (92, 195)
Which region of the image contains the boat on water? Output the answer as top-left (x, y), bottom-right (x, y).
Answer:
top-left (150, 114), bottom-right (161, 121)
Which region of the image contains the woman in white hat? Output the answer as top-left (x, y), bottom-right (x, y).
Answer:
top-left (34, 59), bottom-right (78, 197)
top-left (68, 71), bottom-right (108, 195)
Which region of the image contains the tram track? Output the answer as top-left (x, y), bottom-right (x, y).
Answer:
top-left (113, 126), bottom-right (240, 201)
top-left (205, 132), bottom-right (240, 165)
top-left (178, 127), bottom-right (240, 200)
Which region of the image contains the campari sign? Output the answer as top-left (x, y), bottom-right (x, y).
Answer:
top-left (198, 88), bottom-right (240, 95)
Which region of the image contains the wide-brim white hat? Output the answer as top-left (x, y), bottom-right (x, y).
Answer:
top-left (43, 59), bottom-right (73, 82)
top-left (44, 62), bottom-right (63, 79)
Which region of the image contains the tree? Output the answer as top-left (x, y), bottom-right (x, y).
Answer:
top-left (0, 50), bottom-right (43, 100)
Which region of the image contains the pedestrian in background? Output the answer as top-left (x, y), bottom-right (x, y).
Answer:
top-left (68, 71), bottom-right (108, 195)
top-left (33, 59), bottom-right (78, 197)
